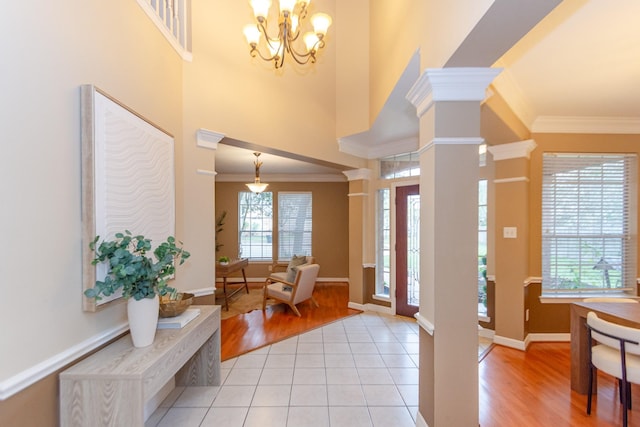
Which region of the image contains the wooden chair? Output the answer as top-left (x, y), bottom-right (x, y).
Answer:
top-left (263, 263), bottom-right (320, 317)
top-left (586, 311), bottom-right (640, 427)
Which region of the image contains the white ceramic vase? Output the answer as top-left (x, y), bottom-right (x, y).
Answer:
top-left (127, 295), bottom-right (159, 348)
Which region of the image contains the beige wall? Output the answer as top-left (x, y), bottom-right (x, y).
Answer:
top-left (214, 182), bottom-right (349, 279)
top-left (1, 1), bottom-right (183, 424)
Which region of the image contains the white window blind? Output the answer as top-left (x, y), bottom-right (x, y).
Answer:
top-left (278, 192), bottom-right (312, 260)
top-left (542, 153), bottom-right (637, 294)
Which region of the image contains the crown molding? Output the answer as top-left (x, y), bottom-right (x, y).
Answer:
top-left (406, 67), bottom-right (503, 118)
top-left (418, 137), bottom-right (485, 154)
top-left (343, 168), bottom-right (372, 181)
top-left (196, 129), bottom-right (225, 150)
top-left (488, 139), bottom-right (537, 161)
top-left (531, 116), bottom-right (640, 134)
top-left (490, 61), bottom-right (537, 128)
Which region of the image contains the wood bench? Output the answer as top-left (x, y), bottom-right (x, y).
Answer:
top-left (60, 305), bottom-right (221, 427)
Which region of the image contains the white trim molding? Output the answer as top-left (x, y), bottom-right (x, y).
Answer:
top-left (196, 169), bottom-right (216, 176)
top-left (532, 116), bottom-right (640, 134)
top-left (196, 129), bottom-right (225, 150)
top-left (0, 323), bottom-right (128, 400)
top-left (216, 173), bottom-right (346, 183)
top-left (415, 312), bottom-right (434, 336)
top-left (419, 137), bottom-right (485, 153)
top-left (343, 168), bottom-right (372, 181)
top-left (338, 135), bottom-right (419, 160)
top-left (493, 334), bottom-right (528, 351)
top-left (493, 176), bottom-right (529, 184)
top-left (488, 139), bottom-right (537, 161)
top-left (407, 67), bottom-right (503, 118)
top-left (348, 302), bottom-right (394, 316)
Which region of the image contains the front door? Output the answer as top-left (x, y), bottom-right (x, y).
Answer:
top-left (396, 184), bottom-right (420, 317)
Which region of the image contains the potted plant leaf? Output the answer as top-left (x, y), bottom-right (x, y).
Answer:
top-left (84, 230), bottom-right (190, 347)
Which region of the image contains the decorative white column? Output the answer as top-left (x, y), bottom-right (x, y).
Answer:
top-left (407, 67), bottom-right (501, 427)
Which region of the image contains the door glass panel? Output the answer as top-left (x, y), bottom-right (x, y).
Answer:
top-left (407, 194), bottom-right (420, 306)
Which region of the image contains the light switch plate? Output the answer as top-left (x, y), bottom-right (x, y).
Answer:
top-left (503, 227), bottom-right (517, 239)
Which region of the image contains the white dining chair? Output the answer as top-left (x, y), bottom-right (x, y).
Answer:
top-left (586, 311), bottom-right (640, 427)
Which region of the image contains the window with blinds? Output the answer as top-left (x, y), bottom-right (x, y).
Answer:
top-left (542, 153), bottom-right (637, 294)
top-left (278, 192), bottom-right (312, 261)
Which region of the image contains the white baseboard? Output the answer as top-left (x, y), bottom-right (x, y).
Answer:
top-left (348, 301), bottom-right (394, 316)
top-left (527, 332), bottom-right (570, 342)
top-left (492, 332), bottom-right (570, 352)
top-left (0, 322), bottom-right (128, 400)
top-left (478, 327), bottom-right (495, 340)
top-left (493, 334), bottom-right (528, 351)
top-left (416, 410), bottom-right (429, 427)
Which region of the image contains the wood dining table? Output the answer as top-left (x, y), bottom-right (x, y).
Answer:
top-left (570, 301), bottom-right (640, 394)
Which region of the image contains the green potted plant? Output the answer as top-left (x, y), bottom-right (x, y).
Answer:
top-left (84, 230), bottom-right (190, 347)
top-left (218, 256), bottom-right (230, 266)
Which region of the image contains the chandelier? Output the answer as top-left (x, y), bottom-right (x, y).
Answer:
top-left (243, 0), bottom-right (332, 69)
top-left (246, 152), bottom-right (269, 193)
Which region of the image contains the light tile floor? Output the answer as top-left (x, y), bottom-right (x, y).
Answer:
top-left (146, 311), bottom-right (487, 427)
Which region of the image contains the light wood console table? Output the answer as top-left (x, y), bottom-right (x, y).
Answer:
top-left (60, 305), bottom-right (220, 427)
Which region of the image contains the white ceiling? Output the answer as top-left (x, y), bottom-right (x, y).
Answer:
top-left (494, 0), bottom-right (640, 133)
top-left (216, 0), bottom-right (640, 177)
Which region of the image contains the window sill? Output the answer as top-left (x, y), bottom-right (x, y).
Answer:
top-left (540, 292), bottom-right (637, 304)
top-left (372, 294), bottom-right (390, 302)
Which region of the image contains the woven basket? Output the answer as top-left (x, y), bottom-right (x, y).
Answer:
top-left (159, 292), bottom-right (194, 318)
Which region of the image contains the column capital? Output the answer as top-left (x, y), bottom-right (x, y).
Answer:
top-left (488, 139), bottom-right (537, 161)
top-left (343, 168), bottom-right (372, 181)
top-left (196, 129), bottom-right (225, 150)
top-left (406, 67), bottom-right (502, 118)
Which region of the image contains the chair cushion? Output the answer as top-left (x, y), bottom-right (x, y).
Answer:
top-left (266, 282), bottom-right (294, 300)
top-left (592, 344), bottom-right (640, 384)
top-left (286, 255), bottom-right (307, 282)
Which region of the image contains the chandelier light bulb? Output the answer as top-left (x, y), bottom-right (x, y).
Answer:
top-left (243, 25), bottom-right (261, 46)
top-left (250, 0), bottom-right (271, 21)
top-left (290, 14), bottom-right (299, 33)
top-left (303, 32), bottom-right (319, 52)
top-left (279, 0), bottom-right (297, 15)
top-left (310, 12), bottom-right (331, 37)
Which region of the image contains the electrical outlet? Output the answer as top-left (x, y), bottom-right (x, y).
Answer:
top-left (503, 227), bottom-right (517, 239)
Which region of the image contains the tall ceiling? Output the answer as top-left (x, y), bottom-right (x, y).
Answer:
top-left (216, 0), bottom-right (640, 178)
top-left (494, 0), bottom-right (640, 133)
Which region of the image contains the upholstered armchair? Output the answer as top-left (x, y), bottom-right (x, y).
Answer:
top-left (263, 263), bottom-right (320, 317)
top-left (270, 255), bottom-right (316, 283)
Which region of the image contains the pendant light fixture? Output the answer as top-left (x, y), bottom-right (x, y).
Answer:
top-left (246, 152), bottom-right (269, 193)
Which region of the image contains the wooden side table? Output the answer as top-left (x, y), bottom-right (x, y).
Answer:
top-left (216, 258), bottom-right (249, 310)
